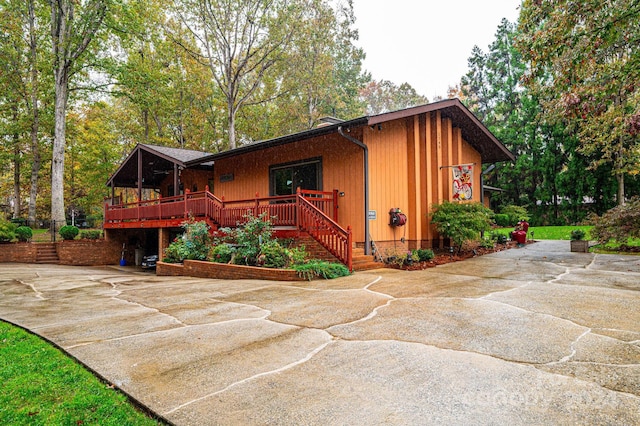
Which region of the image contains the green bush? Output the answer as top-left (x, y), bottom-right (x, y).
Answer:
top-left (215, 212), bottom-right (276, 266)
top-left (570, 229), bottom-right (586, 241)
top-left (494, 214), bottom-right (510, 227)
top-left (490, 231), bottom-right (508, 244)
top-left (79, 229), bottom-right (102, 240)
top-left (164, 219), bottom-right (211, 263)
top-left (415, 248), bottom-right (434, 262)
top-left (0, 220), bottom-right (17, 242)
top-left (480, 238), bottom-right (495, 249)
top-left (59, 225), bottom-right (79, 240)
top-left (430, 202), bottom-right (494, 252)
top-left (591, 197), bottom-right (640, 244)
top-left (293, 260), bottom-right (350, 280)
top-left (210, 243), bottom-right (235, 263)
top-left (15, 226), bottom-right (33, 242)
top-left (288, 245), bottom-right (308, 266)
top-left (259, 240), bottom-right (288, 268)
top-left (501, 205), bottom-right (529, 225)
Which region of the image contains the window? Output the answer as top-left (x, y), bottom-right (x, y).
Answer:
top-left (270, 158), bottom-right (322, 196)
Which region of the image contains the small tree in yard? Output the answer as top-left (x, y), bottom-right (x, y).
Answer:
top-left (591, 197), bottom-right (640, 245)
top-left (430, 202), bottom-right (494, 253)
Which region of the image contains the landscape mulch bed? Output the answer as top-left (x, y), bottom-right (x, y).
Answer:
top-left (389, 240), bottom-right (534, 271)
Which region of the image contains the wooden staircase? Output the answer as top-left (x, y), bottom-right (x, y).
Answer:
top-left (351, 247), bottom-right (382, 271)
top-left (36, 243), bottom-right (59, 264)
top-left (293, 235), bottom-right (381, 272)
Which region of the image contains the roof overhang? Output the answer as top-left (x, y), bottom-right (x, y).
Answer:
top-left (106, 144), bottom-right (213, 188)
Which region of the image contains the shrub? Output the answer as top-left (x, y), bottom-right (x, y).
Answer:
top-left (258, 240), bottom-right (289, 268)
top-left (430, 201), bottom-right (494, 252)
top-left (79, 230), bottom-right (102, 240)
top-left (210, 243), bottom-right (235, 263)
top-left (164, 239), bottom-right (188, 263)
top-left (494, 214), bottom-right (511, 227)
top-left (15, 226), bottom-right (33, 242)
top-left (59, 225), bottom-right (79, 240)
top-left (501, 205), bottom-right (529, 225)
top-left (288, 245), bottom-right (308, 266)
top-left (293, 260), bottom-right (350, 280)
top-left (489, 230), bottom-right (508, 244)
top-left (591, 197), bottom-right (640, 244)
top-left (164, 219), bottom-right (211, 263)
top-left (570, 229), bottom-right (586, 241)
top-left (415, 248), bottom-right (434, 262)
top-left (480, 238), bottom-right (494, 249)
top-left (215, 212), bottom-right (276, 266)
top-left (0, 220), bottom-right (17, 242)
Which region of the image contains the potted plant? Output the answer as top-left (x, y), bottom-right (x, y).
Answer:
top-left (570, 229), bottom-right (589, 253)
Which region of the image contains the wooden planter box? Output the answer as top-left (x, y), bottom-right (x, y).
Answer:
top-left (570, 240), bottom-right (589, 253)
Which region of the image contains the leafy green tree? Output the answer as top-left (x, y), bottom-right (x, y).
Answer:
top-left (518, 0), bottom-right (640, 205)
top-left (261, 0), bottom-right (368, 136)
top-left (174, 0), bottom-right (306, 149)
top-left (49, 0), bottom-right (111, 229)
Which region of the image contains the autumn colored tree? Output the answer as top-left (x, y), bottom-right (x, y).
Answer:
top-left (518, 0), bottom-right (640, 205)
top-left (49, 0), bottom-right (110, 229)
top-left (360, 79), bottom-right (428, 115)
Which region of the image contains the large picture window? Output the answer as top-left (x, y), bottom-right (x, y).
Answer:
top-left (269, 158), bottom-right (322, 196)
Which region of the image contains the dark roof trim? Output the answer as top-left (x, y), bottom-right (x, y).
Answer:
top-left (186, 117), bottom-right (369, 166)
top-left (106, 143), bottom-right (212, 187)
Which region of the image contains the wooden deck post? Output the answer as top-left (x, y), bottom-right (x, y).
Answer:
top-left (184, 189), bottom-right (190, 218)
top-left (333, 189), bottom-right (339, 222)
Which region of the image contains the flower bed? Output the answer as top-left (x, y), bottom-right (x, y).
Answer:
top-left (388, 240), bottom-right (528, 271)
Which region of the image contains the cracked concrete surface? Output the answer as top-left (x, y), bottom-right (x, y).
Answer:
top-left (1, 240), bottom-right (639, 425)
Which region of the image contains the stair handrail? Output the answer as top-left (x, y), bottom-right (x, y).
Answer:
top-left (297, 194), bottom-right (352, 271)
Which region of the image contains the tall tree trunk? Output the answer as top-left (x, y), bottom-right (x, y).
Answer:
top-left (28, 0), bottom-right (40, 224)
top-left (616, 142), bottom-right (625, 206)
top-left (228, 99), bottom-right (236, 149)
top-left (51, 70), bottom-right (69, 229)
top-left (49, 0), bottom-right (106, 230)
top-left (12, 131), bottom-right (21, 220)
top-left (616, 172), bottom-right (625, 206)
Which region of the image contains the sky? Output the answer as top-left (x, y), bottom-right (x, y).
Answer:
top-left (351, 0), bottom-right (522, 100)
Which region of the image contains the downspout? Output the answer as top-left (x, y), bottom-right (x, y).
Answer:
top-left (338, 126), bottom-right (370, 255)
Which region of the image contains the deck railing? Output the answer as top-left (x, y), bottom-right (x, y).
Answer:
top-left (104, 188), bottom-right (351, 269)
top-left (297, 194), bottom-right (352, 271)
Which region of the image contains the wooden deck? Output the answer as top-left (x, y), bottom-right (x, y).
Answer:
top-left (104, 189), bottom-right (353, 270)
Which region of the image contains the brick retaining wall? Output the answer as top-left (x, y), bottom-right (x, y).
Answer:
top-left (0, 243), bottom-right (37, 263)
top-left (157, 260), bottom-right (306, 281)
top-left (57, 240), bottom-right (122, 266)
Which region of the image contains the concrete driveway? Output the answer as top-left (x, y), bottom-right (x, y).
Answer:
top-left (1, 240), bottom-right (639, 425)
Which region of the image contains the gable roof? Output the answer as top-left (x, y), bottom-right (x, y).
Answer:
top-left (187, 99), bottom-right (514, 166)
top-left (106, 143), bottom-right (213, 188)
top-left (369, 99), bottom-right (515, 163)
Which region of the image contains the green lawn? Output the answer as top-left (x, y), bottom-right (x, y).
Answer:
top-left (0, 321), bottom-right (164, 425)
top-left (492, 225), bottom-right (593, 240)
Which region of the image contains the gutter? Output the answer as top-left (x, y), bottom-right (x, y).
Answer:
top-left (338, 126), bottom-right (371, 255)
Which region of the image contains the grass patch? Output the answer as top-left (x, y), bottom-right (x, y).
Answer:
top-left (0, 321), bottom-right (164, 425)
top-left (493, 225), bottom-right (593, 240)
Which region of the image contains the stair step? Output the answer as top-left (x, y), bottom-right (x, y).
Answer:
top-left (35, 243), bottom-right (59, 264)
